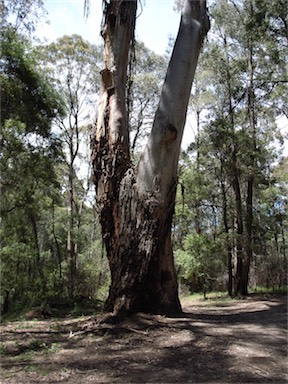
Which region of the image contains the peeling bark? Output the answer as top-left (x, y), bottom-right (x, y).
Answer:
top-left (91, 0), bottom-right (209, 316)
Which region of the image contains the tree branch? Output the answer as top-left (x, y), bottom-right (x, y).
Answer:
top-left (137, 0), bottom-right (210, 197)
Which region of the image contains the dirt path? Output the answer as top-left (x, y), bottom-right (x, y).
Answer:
top-left (0, 294), bottom-right (287, 383)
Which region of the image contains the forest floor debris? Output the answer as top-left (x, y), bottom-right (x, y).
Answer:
top-left (0, 293), bottom-right (287, 383)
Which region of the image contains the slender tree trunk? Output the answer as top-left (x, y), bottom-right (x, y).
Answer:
top-left (240, 32), bottom-right (257, 296)
top-left (91, 0), bottom-right (209, 315)
top-left (229, 115), bottom-right (244, 295)
top-left (52, 202), bottom-right (62, 281)
top-left (67, 164), bottom-right (76, 298)
top-left (233, 170), bottom-right (244, 295)
top-left (238, 2), bottom-right (258, 295)
top-left (1, 290), bottom-right (10, 315)
top-left (66, 107), bottom-right (80, 298)
top-left (220, 163), bottom-right (233, 296)
top-left (29, 213), bottom-right (46, 295)
top-left (195, 108), bottom-right (201, 235)
top-left (280, 221), bottom-right (287, 288)
top-left (223, 33), bottom-right (245, 296)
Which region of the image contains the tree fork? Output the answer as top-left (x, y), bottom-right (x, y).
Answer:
top-left (91, 0), bottom-right (209, 316)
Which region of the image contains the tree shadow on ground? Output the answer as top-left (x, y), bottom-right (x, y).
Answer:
top-left (0, 296), bottom-right (287, 383)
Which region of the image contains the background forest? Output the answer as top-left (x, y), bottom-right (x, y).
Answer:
top-left (1, 0), bottom-right (287, 315)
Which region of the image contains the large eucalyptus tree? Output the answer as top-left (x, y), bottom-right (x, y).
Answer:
top-left (90, 0), bottom-right (210, 315)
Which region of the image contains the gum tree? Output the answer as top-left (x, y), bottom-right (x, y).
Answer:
top-left (90, 0), bottom-right (210, 315)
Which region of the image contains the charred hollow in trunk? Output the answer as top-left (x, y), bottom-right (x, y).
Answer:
top-left (91, 0), bottom-right (209, 316)
top-left (101, 169), bottom-right (181, 315)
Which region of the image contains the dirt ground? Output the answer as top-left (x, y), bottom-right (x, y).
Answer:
top-left (0, 294), bottom-right (287, 384)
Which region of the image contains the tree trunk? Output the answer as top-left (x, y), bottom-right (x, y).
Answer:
top-left (241, 176), bottom-right (253, 296)
top-left (52, 201), bottom-right (62, 281)
top-left (29, 213), bottom-right (46, 295)
top-left (233, 171), bottom-right (244, 295)
top-left (67, 164), bottom-right (76, 298)
top-left (241, 29), bottom-right (257, 296)
top-left (220, 164), bottom-right (233, 297)
top-left (280, 220), bottom-right (287, 287)
top-left (223, 33), bottom-right (244, 296)
top-left (1, 290), bottom-right (10, 315)
top-left (195, 108), bottom-right (201, 235)
top-left (66, 106), bottom-right (80, 298)
top-left (91, 0), bottom-right (209, 315)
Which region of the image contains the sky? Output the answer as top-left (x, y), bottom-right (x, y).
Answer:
top-left (36, 0), bottom-right (199, 147)
top-left (36, 0), bottom-right (287, 155)
top-left (38, 0), bottom-right (180, 55)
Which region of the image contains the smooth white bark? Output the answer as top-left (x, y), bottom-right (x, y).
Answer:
top-left (137, 0), bottom-right (209, 198)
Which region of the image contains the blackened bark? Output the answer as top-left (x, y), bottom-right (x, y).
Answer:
top-left (91, 0), bottom-right (209, 316)
top-left (103, 171), bottom-right (181, 315)
top-left (91, 0), bottom-right (139, 315)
